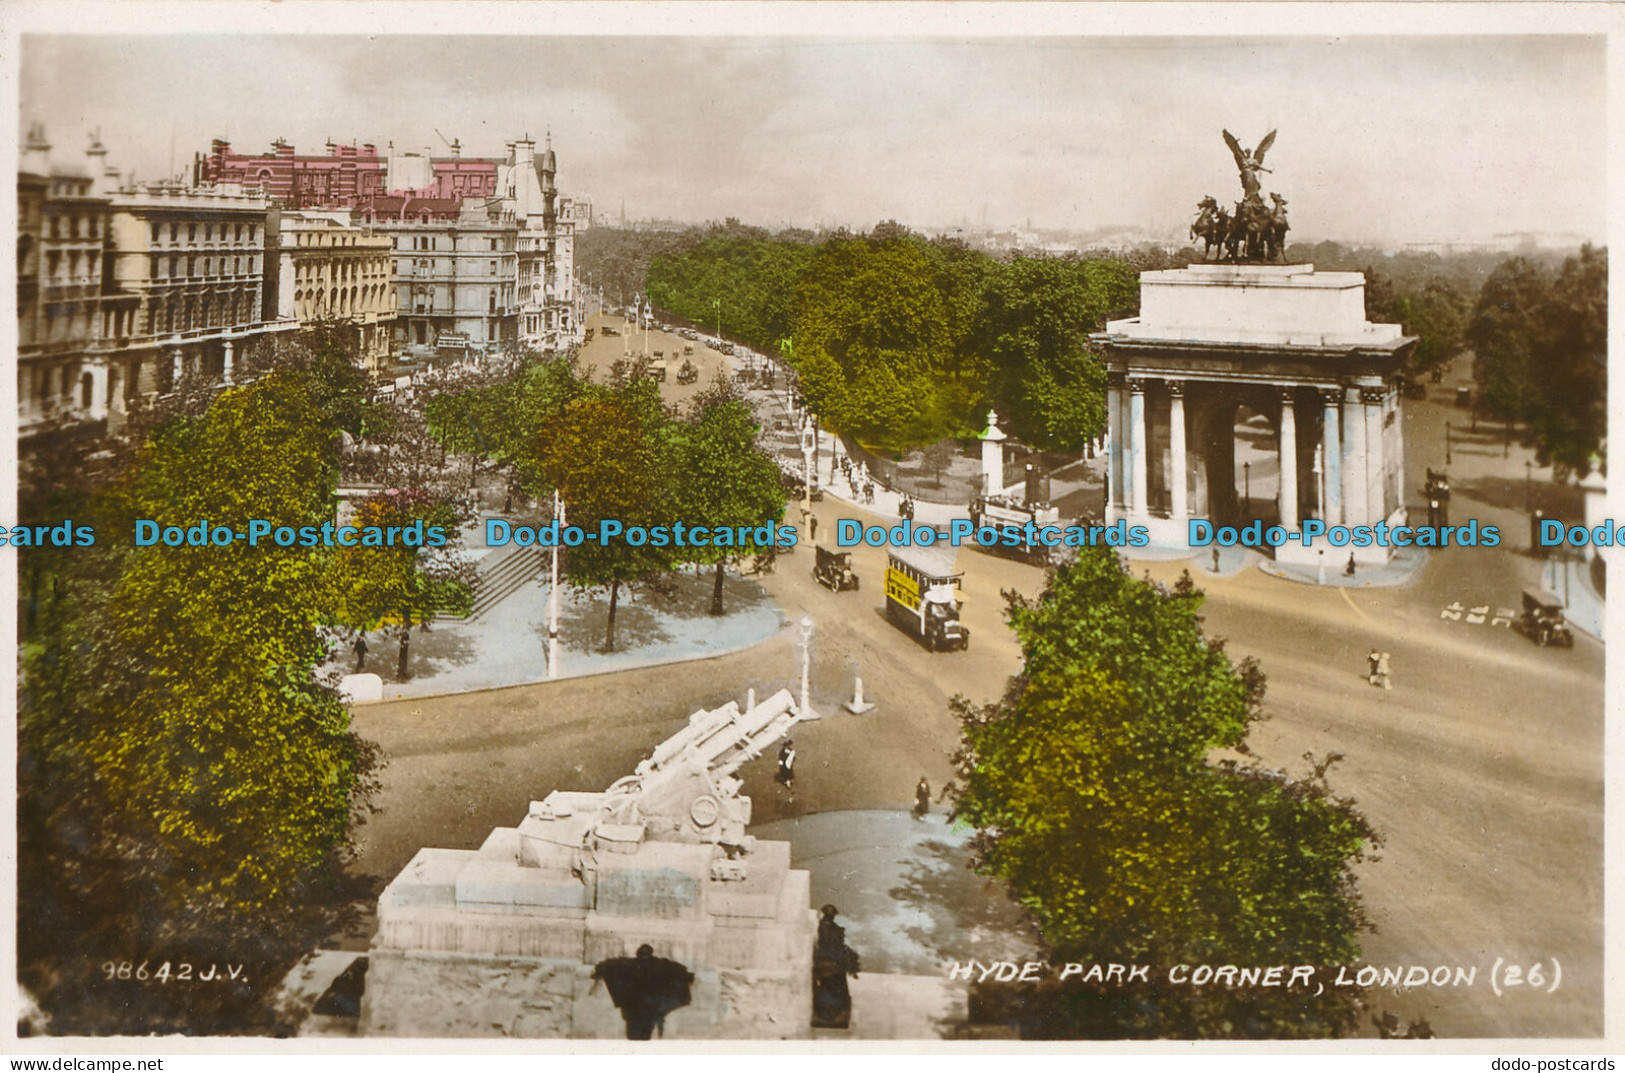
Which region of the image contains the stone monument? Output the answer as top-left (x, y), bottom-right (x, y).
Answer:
top-left (1096, 130), bottom-right (1417, 565)
top-left (360, 687), bottom-right (818, 1038)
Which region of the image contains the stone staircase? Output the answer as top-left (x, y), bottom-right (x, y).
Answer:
top-left (434, 543), bottom-right (547, 624)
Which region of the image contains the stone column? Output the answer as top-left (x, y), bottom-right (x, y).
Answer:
top-left (1364, 388), bottom-right (1387, 521)
top-left (981, 409), bottom-right (1007, 498)
top-left (1389, 386), bottom-right (1406, 520)
top-left (1278, 389), bottom-right (1299, 529)
top-left (1106, 374), bottom-right (1125, 510)
top-left (1320, 388), bottom-right (1342, 526)
top-left (222, 339), bottom-right (235, 386)
top-left (86, 361), bottom-right (109, 421)
top-left (1167, 380), bottom-right (1188, 520)
top-left (171, 348), bottom-right (184, 390)
top-left (1129, 378), bottom-right (1147, 515)
top-left (1341, 386), bottom-right (1367, 524)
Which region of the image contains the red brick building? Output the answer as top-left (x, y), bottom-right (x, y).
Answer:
top-left (197, 138), bottom-right (499, 210)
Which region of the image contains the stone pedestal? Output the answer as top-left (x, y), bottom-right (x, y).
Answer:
top-left (360, 690), bottom-right (818, 1039)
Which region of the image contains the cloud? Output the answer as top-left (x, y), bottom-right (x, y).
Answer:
top-left (20, 34), bottom-right (1604, 243)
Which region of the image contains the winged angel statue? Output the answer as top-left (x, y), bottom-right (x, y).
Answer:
top-left (1223, 128), bottom-right (1276, 198)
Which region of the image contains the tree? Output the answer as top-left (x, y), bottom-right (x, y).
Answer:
top-left (19, 371), bottom-right (382, 1032)
top-left (538, 385), bottom-right (676, 650)
top-left (335, 490), bottom-right (475, 679)
top-left (950, 548), bottom-right (1376, 1038)
top-left (973, 256), bottom-right (1138, 451)
top-left (673, 376), bottom-right (787, 614)
top-left (792, 235), bottom-right (981, 448)
top-left (1469, 247), bottom-right (1607, 476)
top-left (922, 441), bottom-right (957, 488)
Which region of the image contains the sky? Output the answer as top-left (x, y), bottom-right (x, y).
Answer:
top-left (19, 32), bottom-right (1607, 246)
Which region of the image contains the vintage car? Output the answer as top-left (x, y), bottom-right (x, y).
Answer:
top-left (814, 545), bottom-right (860, 592)
top-left (676, 360), bottom-right (699, 385)
top-left (1519, 589), bottom-right (1575, 648)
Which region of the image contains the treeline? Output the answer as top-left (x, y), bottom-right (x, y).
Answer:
top-left (1468, 245), bottom-right (1607, 477)
top-left (641, 223), bottom-right (1139, 451)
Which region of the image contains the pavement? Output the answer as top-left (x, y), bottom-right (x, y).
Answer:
top-left (324, 508), bottom-right (785, 701)
top-left (751, 810), bottom-right (1042, 976)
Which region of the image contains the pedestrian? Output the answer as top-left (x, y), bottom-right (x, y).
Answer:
top-left (1345, 552), bottom-right (1357, 577)
top-left (1377, 652), bottom-right (1392, 691)
top-left (1211, 546), bottom-right (1220, 573)
top-left (809, 514), bottom-right (819, 542)
top-left (776, 739), bottom-right (796, 794)
top-left (353, 634), bottom-right (369, 672)
top-left (865, 482), bottom-right (875, 506)
top-left (1367, 650), bottom-right (1380, 687)
top-left (913, 777), bottom-right (931, 820)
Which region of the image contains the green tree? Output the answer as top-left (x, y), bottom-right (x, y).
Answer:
top-left (19, 371), bottom-right (382, 1032)
top-left (951, 549), bottom-right (1375, 1038)
top-left (793, 235), bottom-right (981, 447)
top-left (335, 490), bottom-right (474, 679)
top-left (973, 256), bottom-right (1138, 451)
top-left (672, 377), bottom-right (788, 614)
top-left (538, 385), bottom-right (677, 650)
top-left (1469, 247), bottom-right (1607, 476)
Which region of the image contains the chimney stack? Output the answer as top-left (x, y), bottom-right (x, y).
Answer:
top-left (21, 121), bottom-right (51, 175)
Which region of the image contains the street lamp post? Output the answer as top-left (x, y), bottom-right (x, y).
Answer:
top-left (1445, 421), bottom-right (1452, 466)
top-left (1242, 461), bottom-right (1251, 519)
top-left (1525, 460), bottom-right (1533, 512)
top-left (548, 491), bottom-right (564, 679)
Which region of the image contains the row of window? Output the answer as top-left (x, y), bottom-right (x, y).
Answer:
top-left (143, 291), bottom-right (257, 335)
top-left (46, 213), bottom-right (102, 241)
top-left (149, 253), bottom-right (260, 280)
top-left (148, 220), bottom-right (260, 246)
top-left (294, 257), bottom-right (388, 284)
top-left (293, 284), bottom-right (394, 320)
top-left (393, 235), bottom-right (513, 252)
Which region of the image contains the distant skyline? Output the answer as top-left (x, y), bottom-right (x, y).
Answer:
top-left (20, 33), bottom-right (1605, 246)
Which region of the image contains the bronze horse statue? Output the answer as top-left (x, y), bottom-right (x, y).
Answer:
top-left (1191, 196), bottom-right (1230, 260)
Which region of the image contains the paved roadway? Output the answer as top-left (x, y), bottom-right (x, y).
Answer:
top-left (347, 345), bottom-right (1601, 1039)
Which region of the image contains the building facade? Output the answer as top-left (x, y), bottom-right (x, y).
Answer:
top-left (16, 125), bottom-right (131, 438)
top-left (104, 178), bottom-right (292, 412)
top-left (499, 134), bottom-right (578, 352)
top-left (371, 199), bottom-right (519, 361)
top-left (269, 210), bottom-right (397, 376)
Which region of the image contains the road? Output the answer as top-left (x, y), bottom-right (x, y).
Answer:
top-left (347, 344), bottom-right (1602, 1038)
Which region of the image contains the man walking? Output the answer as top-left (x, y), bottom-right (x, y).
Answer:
top-left (913, 777), bottom-right (931, 820)
top-left (776, 739), bottom-right (796, 795)
top-left (353, 634), bottom-right (369, 672)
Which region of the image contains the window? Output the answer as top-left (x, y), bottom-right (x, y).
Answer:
top-left (205, 224), bottom-right (213, 242)
top-left (151, 222), bottom-right (161, 244)
top-left (151, 254), bottom-right (161, 279)
top-left (171, 223), bottom-right (180, 242)
top-left (170, 255), bottom-right (179, 277)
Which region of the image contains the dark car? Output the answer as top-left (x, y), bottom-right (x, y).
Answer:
top-left (1519, 589), bottom-right (1574, 648)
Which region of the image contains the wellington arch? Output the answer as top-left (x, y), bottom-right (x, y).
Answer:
top-left (1092, 262), bottom-right (1418, 565)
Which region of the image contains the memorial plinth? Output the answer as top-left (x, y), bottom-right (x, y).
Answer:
top-left (360, 688), bottom-right (817, 1039)
top-left (1092, 263), bottom-right (1416, 564)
